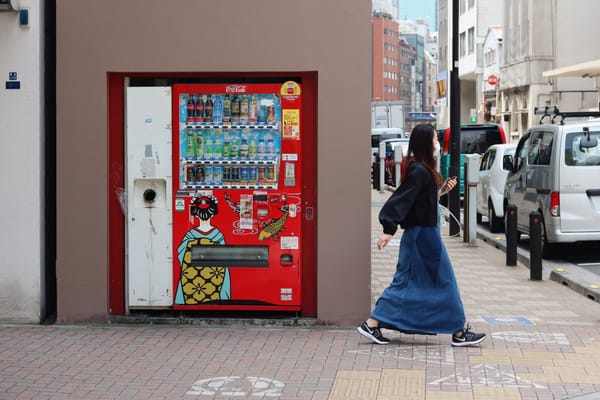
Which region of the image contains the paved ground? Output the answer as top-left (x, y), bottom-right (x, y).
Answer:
top-left (2, 189), bottom-right (600, 399)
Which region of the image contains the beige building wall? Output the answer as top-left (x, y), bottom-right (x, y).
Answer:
top-left (56, 0), bottom-right (372, 325)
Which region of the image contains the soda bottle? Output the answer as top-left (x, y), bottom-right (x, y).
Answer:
top-left (187, 95), bottom-right (195, 124)
top-left (204, 94), bottom-right (214, 123)
top-left (231, 95), bottom-right (241, 123)
top-left (248, 95), bottom-right (258, 123)
top-left (213, 95), bottom-right (223, 124)
top-left (180, 95), bottom-right (188, 123)
top-left (194, 95), bottom-right (205, 123)
top-left (240, 95), bottom-right (249, 123)
top-left (223, 94), bottom-right (232, 123)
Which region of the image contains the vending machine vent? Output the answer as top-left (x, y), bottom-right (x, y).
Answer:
top-left (190, 245), bottom-right (269, 268)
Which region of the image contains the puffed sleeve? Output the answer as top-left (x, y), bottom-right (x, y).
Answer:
top-left (378, 162), bottom-right (425, 235)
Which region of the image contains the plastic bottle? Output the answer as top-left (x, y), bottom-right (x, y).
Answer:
top-left (204, 136), bottom-right (213, 160)
top-left (231, 135), bottom-right (240, 158)
top-left (248, 95), bottom-right (258, 123)
top-left (223, 94), bottom-right (232, 123)
top-left (180, 95), bottom-right (188, 123)
top-left (213, 95), bottom-right (223, 124)
top-left (239, 138), bottom-right (249, 159)
top-left (195, 131), bottom-right (204, 158)
top-left (187, 95), bottom-right (196, 124)
top-left (185, 130), bottom-right (195, 158)
top-left (257, 137), bottom-right (266, 159)
top-left (266, 137), bottom-right (275, 159)
top-left (231, 95), bottom-right (240, 123)
top-left (204, 94), bottom-right (214, 123)
top-left (240, 95), bottom-right (249, 123)
top-left (194, 95), bottom-right (204, 123)
top-left (248, 138), bottom-right (257, 159)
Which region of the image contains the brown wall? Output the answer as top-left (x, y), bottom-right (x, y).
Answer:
top-left (56, 0), bottom-right (372, 325)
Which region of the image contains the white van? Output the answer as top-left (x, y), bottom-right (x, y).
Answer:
top-left (503, 108), bottom-right (600, 258)
top-left (371, 128), bottom-right (405, 163)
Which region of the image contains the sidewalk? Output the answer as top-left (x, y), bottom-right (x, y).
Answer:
top-left (2, 190), bottom-right (600, 399)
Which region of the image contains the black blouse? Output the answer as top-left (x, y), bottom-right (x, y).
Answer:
top-left (378, 160), bottom-right (439, 235)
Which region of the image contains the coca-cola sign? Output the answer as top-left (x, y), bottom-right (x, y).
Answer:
top-left (225, 85), bottom-right (247, 94)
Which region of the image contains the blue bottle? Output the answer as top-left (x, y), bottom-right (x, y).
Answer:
top-left (213, 95), bottom-right (223, 124)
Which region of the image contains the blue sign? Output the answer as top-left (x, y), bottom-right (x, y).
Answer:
top-left (408, 112), bottom-right (437, 121)
top-left (482, 316), bottom-right (534, 326)
top-left (5, 81), bottom-right (20, 90)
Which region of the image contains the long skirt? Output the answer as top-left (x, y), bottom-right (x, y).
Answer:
top-left (370, 225), bottom-right (466, 335)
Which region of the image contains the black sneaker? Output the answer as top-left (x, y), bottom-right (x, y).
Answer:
top-left (452, 324), bottom-right (486, 347)
top-left (357, 321), bottom-right (390, 345)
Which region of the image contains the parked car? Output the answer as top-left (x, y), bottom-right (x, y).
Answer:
top-left (503, 109), bottom-right (600, 258)
top-left (371, 128), bottom-right (405, 163)
top-left (476, 143), bottom-right (517, 232)
top-left (438, 124), bottom-right (507, 197)
top-left (372, 138), bottom-right (408, 188)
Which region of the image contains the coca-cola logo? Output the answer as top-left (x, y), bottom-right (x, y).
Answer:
top-left (225, 85), bottom-right (247, 93)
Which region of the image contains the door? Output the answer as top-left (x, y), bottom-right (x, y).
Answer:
top-left (125, 87), bottom-right (173, 308)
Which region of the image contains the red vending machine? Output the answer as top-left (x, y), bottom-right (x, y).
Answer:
top-left (172, 82), bottom-right (302, 311)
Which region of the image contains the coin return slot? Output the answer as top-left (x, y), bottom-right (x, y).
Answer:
top-left (190, 245), bottom-right (269, 268)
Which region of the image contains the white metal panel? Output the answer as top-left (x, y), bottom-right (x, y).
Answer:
top-left (126, 87), bottom-right (173, 307)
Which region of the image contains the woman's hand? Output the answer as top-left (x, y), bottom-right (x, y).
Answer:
top-left (439, 176), bottom-right (457, 196)
top-left (377, 234), bottom-right (393, 250)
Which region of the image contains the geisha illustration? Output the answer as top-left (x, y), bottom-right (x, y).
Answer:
top-left (175, 194), bottom-right (230, 304)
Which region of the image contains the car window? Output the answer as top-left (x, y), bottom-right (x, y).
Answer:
top-left (487, 151), bottom-right (496, 169)
top-left (502, 149), bottom-right (515, 171)
top-left (565, 130), bottom-right (600, 166)
top-left (515, 133), bottom-right (530, 171)
top-left (528, 130), bottom-right (554, 165)
top-left (480, 151), bottom-right (490, 170)
top-left (461, 128), bottom-right (503, 154)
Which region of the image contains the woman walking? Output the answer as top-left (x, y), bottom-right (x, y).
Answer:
top-left (358, 124), bottom-right (486, 347)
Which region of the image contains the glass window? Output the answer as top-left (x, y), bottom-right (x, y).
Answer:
top-left (528, 130), bottom-right (554, 165)
top-left (515, 133), bottom-right (530, 171)
top-left (468, 28), bottom-right (475, 54)
top-left (565, 130), bottom-right (600, 166)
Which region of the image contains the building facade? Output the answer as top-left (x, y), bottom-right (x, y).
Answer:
top-left (1, 0), bottom-right (374, 326)
top-left (372, 11), bottom-right (401, 101)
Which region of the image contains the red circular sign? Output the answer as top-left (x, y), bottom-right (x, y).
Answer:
top-left (487, 74), bottom-right (499, 86)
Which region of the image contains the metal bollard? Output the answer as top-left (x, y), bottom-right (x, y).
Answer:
top-left (529, 211), bottom-right (543, 280)
top-left (505, 204), bottom-right (517, 266)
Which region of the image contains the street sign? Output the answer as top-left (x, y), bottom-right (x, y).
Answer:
top-left (487, 74), bottom-right (499, 86)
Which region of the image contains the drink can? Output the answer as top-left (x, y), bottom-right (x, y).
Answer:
top-left (240, 166), bottom-right (248, 185)
top-left (267, 165), bottom-right (275, 181)
top-left (223, 166), bottom-right (231, 184)
top-left (258, 166), bottom-right (266, 182)
top-left (204, 166), bottom-right (213, 185)
top-left (231, 166), bottom-right (240, 185)
top-left (267, 106), bottom-right (276, 123)
top-left (249, 166), bottom-right (258, 184)
top-left (213, 166), bottom-right (223, 185)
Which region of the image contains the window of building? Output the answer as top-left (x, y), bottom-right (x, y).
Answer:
top-left (468, 28), bottom-right (475, 54)
top-left (459, 32), bottom-right (466, 57)
top-left (468, 0), bottom-right (475, 9)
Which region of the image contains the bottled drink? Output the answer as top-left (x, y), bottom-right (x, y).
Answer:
top-left (213, 95), bottom-right (223, 124)
top-left (194, 95), bottom-right (204, 123)
top-left (204, 95), bottom-right (214, 123)
top-left (222, 140), bottom-right (231, 158)
top-left (204, 137), bottom-right (213, 160)
top-left (266, 138), bottom-right (275, 159)
top-left (196, 132), bottom-right (204, 159)
top-left (180, 95), bottom-right (189, 123)
top-left (213, 134), bottom-right (223, 159)
top-left (248, 95), bottom-right (258, 123)
top-left (187, 95), bottom-right (195, 124)
top-left (248, 138), bottom-right (257, 159)
top-left (185, 130), bottom-right (195, 158)
top-left (240, 95), bottom-right (249, 123)
top-left (223, 94), bottom-right (232, 123)
top-left (231, 136), bottom-right (240, 158)
top-left (213, 166), bottom-right (223, 185)
top-left (257, 138), bottom-right (266, 159)
top-left (267, 106), bottom-right (275, 123)
top-left (231, 95), bottom-right (240, 123)
top-left (239, 139), bottom-right (249, 159)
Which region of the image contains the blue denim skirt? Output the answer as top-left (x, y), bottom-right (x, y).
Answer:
top-left (370, 225), bottom-right (466, 335)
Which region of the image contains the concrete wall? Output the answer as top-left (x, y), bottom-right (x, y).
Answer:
top-left (56, 0), bottom-right (372, 324)
top-left (0, 1), bottom-right (44, 323)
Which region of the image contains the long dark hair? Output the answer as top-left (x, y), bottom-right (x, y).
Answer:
top-left (401, 123), bottom-right (442, 187)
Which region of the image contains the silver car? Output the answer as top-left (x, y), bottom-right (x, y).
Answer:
top-left (503, 115), bottom-right (600, 258)
top-left (477, 143), bottom-right (516, 232)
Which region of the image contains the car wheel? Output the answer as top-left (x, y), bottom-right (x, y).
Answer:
top-left (540, 220), bottom-right (557, 259)
top-left (488, 200), bottom-right (504, 233)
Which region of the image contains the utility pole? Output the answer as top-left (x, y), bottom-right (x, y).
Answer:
top-left (449, 0), bottom-right (461, 236)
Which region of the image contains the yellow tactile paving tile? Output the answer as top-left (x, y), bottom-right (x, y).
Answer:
top-left (473, 387), bottom-right (521, 400)
top-left (519, 373), bottom-right (563, 383)
top-left (426, 391), bottom-right (473, 400)
top-left (378, 369), bottom-right (425, 400)
top-left (328, 371), bottom-right (380, 400)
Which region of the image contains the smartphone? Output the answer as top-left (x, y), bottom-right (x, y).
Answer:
top-left (440, 176), bottom-right (457, 193)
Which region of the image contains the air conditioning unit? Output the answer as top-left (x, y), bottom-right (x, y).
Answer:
top-left (0, 0), bottom-right (20, 12)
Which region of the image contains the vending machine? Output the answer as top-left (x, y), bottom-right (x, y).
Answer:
top-left (171, 82), bottom-right (303, 311)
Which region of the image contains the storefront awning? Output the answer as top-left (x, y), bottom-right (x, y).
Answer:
top-left (543, 59), bottom-right (600, 78)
